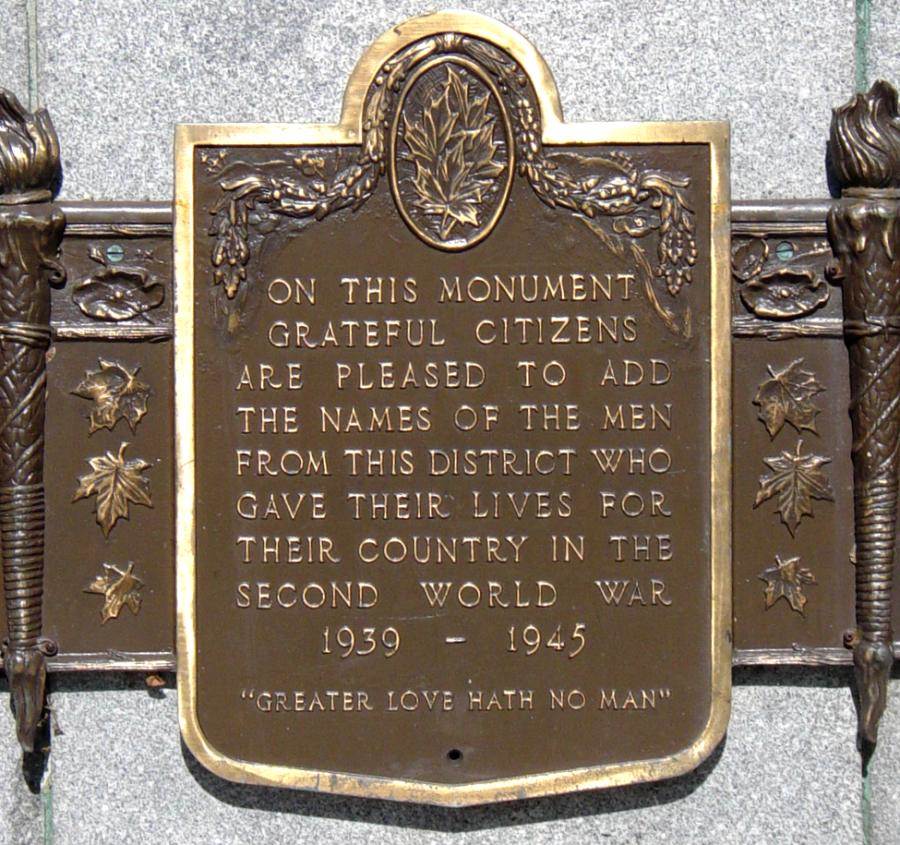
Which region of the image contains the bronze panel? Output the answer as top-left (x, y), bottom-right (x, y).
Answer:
top-left (0, 205), bottom-right (176, 670)
top-left (175, 12), bottom-right (730, 804)
top-left (42, 338), bottom-right (174, 662)
top-left (729, 205), bottom-right (900, 662)
top-left (9, 205), bottom-right (895, 675)
top-left (732, 335), bottom-right (855, 653)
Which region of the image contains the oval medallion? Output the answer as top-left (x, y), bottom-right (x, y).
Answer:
top-left (390, 56), bottom-right (514, 251)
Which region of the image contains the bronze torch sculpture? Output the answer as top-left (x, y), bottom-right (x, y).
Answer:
top-left (0, 90), bottom-right (65, 751)
top-left (828, 79), bottom-right (900, 745)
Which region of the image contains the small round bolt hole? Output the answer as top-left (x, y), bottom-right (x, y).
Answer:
top-left (775, 241), bottom-right (794, 261)
top-left (447, 748), bottom-right (463, 762)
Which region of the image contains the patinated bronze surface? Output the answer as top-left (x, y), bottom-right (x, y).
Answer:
top-left (0, 201), bottom-right (175, 681)
top-left (0, 4), bottom-right (895, 803)
top-left (826, 80), bottom-right (900, 743)
top-left (731, 202), bottom-right (859, 663)
top-left (0, 90), bottom-right (65, 750)
top-left (4, 200), bottom-right (899, 681)
top-left (174, 13), bottom-right (731, 803)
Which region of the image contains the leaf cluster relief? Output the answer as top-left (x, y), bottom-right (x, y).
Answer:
top-left (758, 555), bottom-right (817, 615)
top-left (754, 358), bottom-right (824, 438)
top-left (400, 65), bottom-right (505, 240)
top-left (72, 359), bottom-right (150, 434)
top-left (84, 562), bottom-right (143, 624)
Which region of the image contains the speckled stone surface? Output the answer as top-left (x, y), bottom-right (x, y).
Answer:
top-left (869, 677), bottom-right (900, 845)
top-left (0, 682), bottom-right (45, 845)
top-left (0, 2), bottom-right (891, 843)
top-left (45, 670), bottom-right (863, 845)
top-left (868, 0), bottom-right (900, 88)
top-left (0, 0), bottom-right (27, 101)
top-left (36, 0), bottom-right (855, 200)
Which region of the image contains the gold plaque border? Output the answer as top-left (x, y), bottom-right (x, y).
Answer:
top-left (174, 10), bottom-right (732, 806)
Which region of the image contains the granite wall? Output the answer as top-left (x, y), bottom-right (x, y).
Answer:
top-left (0, 1), bottom-right (898, 843)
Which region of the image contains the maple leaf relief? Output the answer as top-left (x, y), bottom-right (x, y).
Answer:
top-left (758, 555), bottom-right (816, 615)
top-left (73, 442), bottom-right (152, 537)
top-left (84, 562), bottom-right (143, 624)
top-left (72, 359), bottom-right (150, 434)
top-left (400, 65), bottom-right (505, 240)
top-left (753, 440), bottom-right (834, 535)
top-left (754, 358), bottom-right (824, 438)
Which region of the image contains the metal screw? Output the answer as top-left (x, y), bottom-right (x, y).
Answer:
top-left (775, 241), bottom-right (794, 261)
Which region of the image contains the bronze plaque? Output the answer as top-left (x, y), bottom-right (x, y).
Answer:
top-left (175, 12), bottom-right (731, 804)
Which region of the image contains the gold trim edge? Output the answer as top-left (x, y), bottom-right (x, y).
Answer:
top-left (174, 10), bottom-right (732, 806)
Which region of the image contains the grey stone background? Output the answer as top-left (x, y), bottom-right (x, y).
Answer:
top-left (1, 0), bottom-right (899, 843)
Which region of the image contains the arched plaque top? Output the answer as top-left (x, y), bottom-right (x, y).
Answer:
top-left (339, 10), bottom-right (564, 141)
top-left (174, 8), bottom-right (731, 806)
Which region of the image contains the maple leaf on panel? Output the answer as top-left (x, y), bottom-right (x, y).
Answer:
top-left (753, 359), bottom-right (824, 438)
top-left (401, 65), bottom-right (505, 240)
top-left (72, 359), bottom-right (151, 434)
top-left (73, 442), bottom-right (152, 537)
top-left (753, 440), bottom-right (834, 535)
top-left (758, 555), bottom-right (817, 615)
top-left (84, 562), bottom-right (143, 624)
